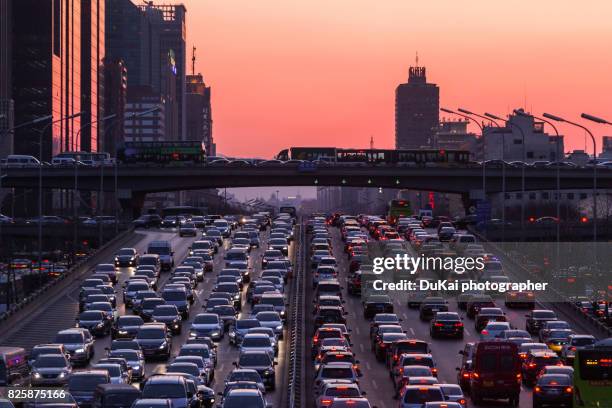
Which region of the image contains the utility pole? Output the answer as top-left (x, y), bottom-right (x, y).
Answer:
top-left (192, 46), bottom-right (196, 76)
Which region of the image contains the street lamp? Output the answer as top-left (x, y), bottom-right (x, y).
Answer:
top-left (514, 109), bottom-right (562, 248)
top-left (441, 108), bottom-right (486, 198)
top-left (543, 112), bottom-right (598, 247)
top-left (37, 112), bottom-right (82, 285)
top-left (486, 112), bottom-right (527, 235)
top-left (581, 113), bottom-right (612, 126)
top-left (459, 108), bottom-right (507, 240)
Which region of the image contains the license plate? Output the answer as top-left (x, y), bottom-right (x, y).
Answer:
top-left (547, 389), bottom-right (560, 395)
top-left (431, 309), bottom-right (439, 312)
top-left (483, 380), bottom-right (494, 387)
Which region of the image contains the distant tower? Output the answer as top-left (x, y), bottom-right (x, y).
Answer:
top-left (395, 54), bottom-right (440, 149)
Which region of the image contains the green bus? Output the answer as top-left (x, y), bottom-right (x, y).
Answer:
top-left (573, 338), bottom-right (612, 407)
top-left (387, 199), bottom-right (412, 224)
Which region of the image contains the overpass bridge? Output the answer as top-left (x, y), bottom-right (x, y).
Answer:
top-left (2, 164), bottom-right (610, 216)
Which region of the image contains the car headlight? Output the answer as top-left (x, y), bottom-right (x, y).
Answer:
top-left (58, 372), bottom-right (66, 378)
top-left (211, 331), bottom-right (219, 337)
top-left (263, 370), bottom-right (271, 376)
top-left (33, 372), bottom-right (41, 379)
top-left (189, 331), bottom-right (197, 337)
top-left (75, 348), bottom-right (85, 354)
top-left (114, 257), bottom-right (119, 262)
top-left (96, 322), bottom-right (105, 328)
top-left (159, 342), bottom-right (167, 349)
top-left (275, 325), bottom-right (283, 331)
top-left (233, 294), bottom-right (240, 300)
top-left (229, 331), bottom-right (236, 338)
top-left (118, 330), bottom-right (128, 335)
top-left (280, 310), bottom-right (286, 317)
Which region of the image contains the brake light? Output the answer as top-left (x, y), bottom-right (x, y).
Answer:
top-left (472, 372), bottom-right (479, 379)
top-left (481, 330), bottom-right (489, 335)
top-left (565, 386), bottom-right (573, 393)
top-left (534, 386), bottom-right (542, 393)
top-left (569, 346), bottom-right (576, 351)
top-left (528, 363), bottom-right (537, 368)
top-left (454, 322), bottom-right (463, 327)
top-left (432, 368), bottom-right (438, 374)
top-left (434, 323), bottom-right (444, 327)
top-left (394, 355), bottom-right (399, 361)
top-left (320, 399), bottom-right (332, 405)
top-left (459, 399), bottom-right (466, 405)
top-left (462, 373), bottom-right (470, 378)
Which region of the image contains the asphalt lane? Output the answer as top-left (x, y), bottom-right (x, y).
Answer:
top-left (304, 225), bottom-right (602, 408)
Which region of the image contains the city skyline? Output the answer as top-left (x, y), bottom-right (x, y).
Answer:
top-left (166, 0), bottom-right (611, 157)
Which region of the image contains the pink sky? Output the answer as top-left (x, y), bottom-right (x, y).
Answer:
top-left (166, 0), bottom-right (612, 157)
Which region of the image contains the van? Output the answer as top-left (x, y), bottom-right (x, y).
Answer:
top-left (6, 155), bottom-right (41, 168)
top-left (469, 341), bottom-right (521, 406)
top-left (0, 347), bottom-right (29, 385)
top-left (138, 254), bottom-right (161, 275)
top-left (147, 241), bottom-right (174, 271)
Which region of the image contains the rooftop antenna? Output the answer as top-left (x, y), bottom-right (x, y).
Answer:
top-left (370, 135), bottom-right (374, 149)
top-left (415, 51), bottom-right (419, 67)
top-left (191, 46), bottom-right (196, 76)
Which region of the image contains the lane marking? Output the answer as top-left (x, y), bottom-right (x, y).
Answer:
top-left (365, 362), bottom-right (371, 370)
top-left (409, 327), bottom-right (415, 336)
top-left (465, 329), bottom-right (471, 336)
top-left (371, 379), bottom-right (379, 389)
top-left (359, 344), bottom-right (364, 352)
top-left (355, 326), bottom-right (361, 335)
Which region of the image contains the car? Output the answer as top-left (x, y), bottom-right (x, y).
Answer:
top-left (92, 383), bottom-right (142, 408)
top-left (114, 248), bottom-right (139, 267)
top-left (518, 342), bottom-right (549, 361)
top-left (190, 313), bottom-right (224, 341)
top-left (313, 363), bottom-right (360, 396)
top-left (397, 385), bottom-right (445, 408)
top-left (93, 362), bottom-right (131, 384)
top-left (28, 344), bottom-right (69, 368)
top-left (522, 351), bottom-right (562, 385)
top-left (430, 312), bottom-right (464, 338)
top-left (54, 328), bottom-right (95, 366)
top-left (224, 369), bottom-right (266, 394)
top-left (255, 311), bottom-right (284, 338)
top-left (539, 320), bottom-right (571, 343)
top-left (76, 310), bottom-right (112, 337)
top-left (479, 321), bottom-right (512, 341)
top-left (559, 334), bottom-right (596, 364)
top-left (30, 353), bottom-right (72, 386)
top-left (68, 369), bottom-right (111, 407)
top-left (141, 375), bottom-right (193, 408)
top-left (438, 384), bottom-right (467, 408)
top-left (135, 323), bottom-right (172, 360)
top-left (314, 306), bottom-right (347, 329)
top-left (315, 382), bottom-right (364, 408)
top-left (387, 339), bottom-right (430, 368)
top-left (219, 389), bottom-right (269, 408)
top-left (374, 332), bottom-right (408, 362)
top-left (162, 288), bottom-right (190, 318)
top-left (393, 365), bottom-right (434, 393)
top-left (526, 310), bottom-right (558, 335)
top-left (235, 350), bottom-right (277, 390)
top-left (132, 214), bottom-right (162, 228)
top-left (474, 307), bottom-right (507, 332)
top-left (418, 297), bottom-right (449, 321)
top-left (151, 305), bottom-right (183, 335)
top-left (140, 298), bottom-right (166, 321)
top-left (533, 374), bottom-right (574, 408)
top-left (179, 222), bottom-right (198, 237)
top-left (544, 329), bottom-right (574, 353)
top-left (239, 333), bottom-right (275, 359)
top-left (362, 294), bottom-right (394, 318)
top-left (107, 349), bottom-right (145, 380)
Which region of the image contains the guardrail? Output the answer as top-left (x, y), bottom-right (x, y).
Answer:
top-left (0, 227), bottom-right (134, 324)
top-left (288, 223), bottom-right (306, 408)
top-left (469, 227), bottom-right (612, 338)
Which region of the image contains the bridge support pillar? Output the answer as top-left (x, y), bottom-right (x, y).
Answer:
top-left (118, 190), bottom-right (145, 220)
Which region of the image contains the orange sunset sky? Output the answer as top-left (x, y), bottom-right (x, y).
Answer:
top-left (166, 0), bottom-right (612, 158)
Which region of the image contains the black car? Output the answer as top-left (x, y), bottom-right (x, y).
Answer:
top-left (314, 306), bottom-right (347, 328)
top-left (92, 383), bottom-right (141, 408)
top-left (76, 310), bottom-right (112, 337)
top-left (363, 294), bottom-right (394, 318)
top-left (151, 304), bottom-right (183, 335)
top-left (235, 350), bottom-right (277, 390)
top-left (135, 323), bottom-right (172, 360)
top-left (132, 214), bottom-right (162, 229)
top-left (430, 312), bottom-right (464, 338)
top-left (419, 297), bottom-right (449, 321)
top-left (532, 374), bottom-right (573, 408)
top-left (114, 248), bottom-right (139, 267)
top-left (525, 310), bottom-right (557, 335)
top-left (111, 315), bottom-right (144, 339)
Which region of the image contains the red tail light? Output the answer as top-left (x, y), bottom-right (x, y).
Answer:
top-left (462, 373), bottom-right (470, 378)
top-left (534, 386), bottom-right (542, 393)
top-left (481, 330), bottom-right (489, 335)
top-left (434, 323), bottom-right (444, 327)
top-left (454, 322), bottom-right (463, 327)
top-left (565, 386), bottom-right (573, 393)
top-left (320, 399), bottom-right (332, 405)
top-left (528, 363), bottom-right (537, 368)
top-left (459, 400), bottom-right (466, 406)
top-left (472, 372), bottom-right (479, 379)
top-left (569, 346), bottom-right (576, 351)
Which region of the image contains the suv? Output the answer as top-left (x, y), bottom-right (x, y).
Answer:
top-left (68, 369), bottom-right (111, 407)
top-left (135, 323), bottom-right (172, 360)
top-left (54, 328), bottom-right (95, 367)
top-left (362, 294), bottom-right (394, 318)
top-left (525, 310), bottom-right (557, 335)
top-left (147, 241), bottom-right (174, 271)
top-left (141, 375), bottom-right (193, 408)
top-left (236, 350), bottom-right (277, 390)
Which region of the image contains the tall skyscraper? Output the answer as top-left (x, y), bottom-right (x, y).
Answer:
top-left (140, 2), bottom-right (186, 141)
top-left (81, 0), bottom-right (105, 152)
top-left (395, 61), bottom-right (439, 149)
top-left (186, 73), bottom-right (214, 155)
top-left (12, 0), bottom-right (83, 159)
top-left (102, 58), bottom-right (127, 155)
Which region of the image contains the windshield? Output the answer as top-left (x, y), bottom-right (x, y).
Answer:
top-left (226, 252), bottom-right (247, 261)
top-left (243, 338), bottom-right (271, 347)
top-left (167, 365), bottom-right (199, 376)
top-left (533, 311), bottom-right (556, 319)
top-left (403, 389), bottom-right (444, 403)
top-left (110, 351), bottom-right (138, 360)
top-left (148, 246), bottom-right (171, 255)
top-left (162, 291), bottom-right (186, 301)
top-left (55, 333), bottom-right (83, 344)
top-left (154, 307), bottom-right (177, 317)
top-left (194, 315), bottom-right (218, 324)
top-left (257, 313), bottom-right (280, 322)
top-left (143, 384), bottom-right (186, 399)
top-left (321, 367), bottom-right (353, 379)
top-left (180, 347), bottom-right (210, 358)
top-left (237, 320), bottom-right (260, 329)
top-left (137, 328), bottom-right (165, 339)
top-left (117, 249), bottom-right (134, 256)
top-left (229, 371), bottom-right (261, 382)
top-left (240, 353), bottom-right (272, 366)
top-left (95, 365), bottom-right (121, 376)
top-left (222, 396), bottom-right (264, 408)
top-left (68, 375), bottom-right (108, 391)
top-left (261, 297), bottom-right (284, 306)
top-left (80, 311), bottom-right (103, 320)
top-left (193, 242), bottom-right (211, 249)
top-left (127, 283), bottom-right (149, 291)
top-left (34, 355), bottom-right (68, 368)
top-left (104, 393), bottom-right (139, 407)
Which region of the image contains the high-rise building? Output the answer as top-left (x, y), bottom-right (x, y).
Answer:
top-left (81, 0), bottom-right (105, 152)
top-left (140, 2), bottom-right (186, 141)
top-left (12, 0), bottom-right (83, 159)
top-left (124, 86), bottom-right (166, 142)
top-left (186, 73), bottom-right (214, 155)
top-left (102, 58), bottom-right (127, 155)
top-left (395, 63), bottom-right (439, 149)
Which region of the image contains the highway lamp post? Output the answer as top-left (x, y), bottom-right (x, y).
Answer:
top-left (440, 107), bottom-right (486, 206)
top-left (74, 114), bottom-right (116, 251)
top-left (544, 113), bottom-right (598, 261)
top-left (36, 112), bottom-right (82, 286)
top-left (459, 108), bottom-right (506, 240)
top-left (486, 112), bottom-right (527, 236)
top-left (515, 110), bottom-right (562, 265)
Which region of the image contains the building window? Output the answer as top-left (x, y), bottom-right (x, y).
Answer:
top-left (53, 0), bottom-right (61, 56)
top-left (529, 193), bottom-right (536, 200)
top-left (526, 152), bottom-right (534, 159)
top-left (579, 193), bottom-right (587, 200)
top-left (504, 193), bottom-right (511, 200)
top-left (515, 193), bottom-right (523, 199)
top-left (542, 192), bottom-right (550, 200)
top-left (567, 193), bottom-right (575, 200)
top-left (514, 139), bottom-right (522, 144)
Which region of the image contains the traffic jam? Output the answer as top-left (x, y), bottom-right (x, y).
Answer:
top-left (306, 212), bottom-right (610, 408)
top-left (2, 212), bottom-right (296, 408)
